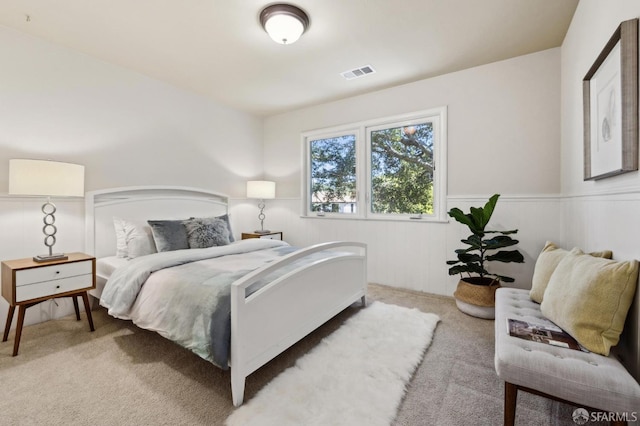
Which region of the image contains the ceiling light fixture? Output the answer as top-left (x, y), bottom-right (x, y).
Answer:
top-left (260, 3), bottom-right (309, 45)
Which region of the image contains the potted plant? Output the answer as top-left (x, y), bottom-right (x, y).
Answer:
top-left (447, 194), bottom-right (524, 319)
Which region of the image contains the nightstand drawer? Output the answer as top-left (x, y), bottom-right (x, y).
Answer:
top-left (15, 261), bottom-right (93, 287)
top-left (260, 234), bottom-right (281, 240)
top-left (15, 274), bottom-right (93, 302)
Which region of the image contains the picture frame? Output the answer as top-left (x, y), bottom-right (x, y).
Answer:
top-left (583, 18), bottom-right (639, 181)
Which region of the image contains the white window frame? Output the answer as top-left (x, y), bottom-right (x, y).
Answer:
top-left (301, 106), bottom-right (447, 222)
top-left (302, 126), bottom-right (364, 218)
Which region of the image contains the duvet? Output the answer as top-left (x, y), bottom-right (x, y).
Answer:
top-left (100, 239), bottom-right (297, 368)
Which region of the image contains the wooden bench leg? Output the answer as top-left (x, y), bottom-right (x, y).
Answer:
top-left (3, 305), bottom-right (15, 342)
top-left (504, 382), bottom-right (517, 426)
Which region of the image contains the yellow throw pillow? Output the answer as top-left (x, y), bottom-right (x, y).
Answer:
top-left (530, 242), bottom-right (572, 303)
top-left (529, 242), bottom-right (613, 304)
top-left (540, 252), bottom-right (639, 355)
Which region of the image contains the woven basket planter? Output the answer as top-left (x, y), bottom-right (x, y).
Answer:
top-left (453, 278), bottom-right (500, 319)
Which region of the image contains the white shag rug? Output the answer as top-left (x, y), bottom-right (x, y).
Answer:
top-left (226, 301), bottom-right (440, 426)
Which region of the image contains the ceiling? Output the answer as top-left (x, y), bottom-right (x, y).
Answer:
top-left (0, 0), bottom-right (579, 117)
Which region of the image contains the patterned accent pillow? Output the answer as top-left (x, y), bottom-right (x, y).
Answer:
top-left (183, 217), bottom-right (230, 248)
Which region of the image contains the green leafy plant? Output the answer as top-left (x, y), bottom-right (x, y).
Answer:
top-left (447, 194), bottom-right (524, 284)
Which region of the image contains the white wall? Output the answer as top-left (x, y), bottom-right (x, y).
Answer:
top-left (0, 25), bottom-right (264, 328)
top-left (263, 48), bottom-right (563, 296)
top-left (560, 0), bottom-right (640, 380)
top-left (0, 25), bottom-right (264, 196)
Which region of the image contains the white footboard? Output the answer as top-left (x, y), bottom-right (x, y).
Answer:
top-left (229, 241), bottom-right (367, 406)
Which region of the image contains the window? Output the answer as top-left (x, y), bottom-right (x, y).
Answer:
top-left (303, 107), bottom-right (447, 221)
top-left (309, 133), bottom-right (358, 213)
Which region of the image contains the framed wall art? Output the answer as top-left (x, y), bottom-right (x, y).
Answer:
top-left (583, 18), bottom-right (638, 181)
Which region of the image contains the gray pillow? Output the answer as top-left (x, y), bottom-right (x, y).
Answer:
top-left (215, 214), bottom-right (235, 242)
top-left (147, 220), bottom-right (190, 252)
top-left (183, 217), bottom-right (230, 248)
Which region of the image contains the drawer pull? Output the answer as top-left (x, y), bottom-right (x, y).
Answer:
top-left (56, 271), bottom-right (60, 274)
top-left (56, 285), bottom-right (60, 289)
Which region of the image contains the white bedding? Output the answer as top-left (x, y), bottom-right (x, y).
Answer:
top-left (96, 256), bottom-right (129, 279)
top-left (98, 239), bottom-right (297, 367)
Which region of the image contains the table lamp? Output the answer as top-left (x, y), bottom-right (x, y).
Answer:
top-left (246, 180), bottom-right (276, 234)
top-left (9, 159), bottom-right (85, 262)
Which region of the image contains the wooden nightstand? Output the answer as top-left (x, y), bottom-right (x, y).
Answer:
top-left (241, 231), bottom-right (283, 241)
top-left (1, 252), bottom-right (96, 356)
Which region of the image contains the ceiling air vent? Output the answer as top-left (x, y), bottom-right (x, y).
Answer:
top-left (340, 65), bottom-right (376, 80)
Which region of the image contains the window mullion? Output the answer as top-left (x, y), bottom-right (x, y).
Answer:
top-left (356, 126), bottom-right (367, 219)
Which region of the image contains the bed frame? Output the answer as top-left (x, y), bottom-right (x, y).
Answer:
top-left (84, 186), bottom-right (367, 406)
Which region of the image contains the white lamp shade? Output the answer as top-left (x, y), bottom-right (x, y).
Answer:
top-left (264, 14), bottom-right (305, 44)
top-left (247, 180), bottom-right (276, 199)
top-left (9, 159), bottom-right (85, 197)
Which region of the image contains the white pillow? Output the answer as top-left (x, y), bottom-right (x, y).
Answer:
top-left (113, 217), bottom-right (157, 259)
top-left (113, 217), bottom-right (129, 258)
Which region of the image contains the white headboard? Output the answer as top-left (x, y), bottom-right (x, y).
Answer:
top-left (85, 186), bottom-right (229, 258)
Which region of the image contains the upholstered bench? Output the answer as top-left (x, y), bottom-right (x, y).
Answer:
top-left (495, 288), bottom-right (640, 425)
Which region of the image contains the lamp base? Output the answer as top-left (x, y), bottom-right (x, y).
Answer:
top-left (254, 230), bottom-right (272, 234)
top-left (33, 253), bottom-right (68, 263)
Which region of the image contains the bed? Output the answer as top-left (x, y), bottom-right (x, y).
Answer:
top-left (84, 186), bottom-right (367, 406)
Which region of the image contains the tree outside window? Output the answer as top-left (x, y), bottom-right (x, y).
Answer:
top-left (370, 123), bottom-right (434, 215)
top-left (310, 135), bottom-right (357, 213)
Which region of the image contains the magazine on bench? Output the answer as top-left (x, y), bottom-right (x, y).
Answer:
top-left (507, 318), bottom-right (588, 352)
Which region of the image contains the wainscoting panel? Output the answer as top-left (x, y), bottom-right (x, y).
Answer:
top-left (261, 196), bottom-right (564, 297)
top-left (562, 192), bottom-right (640, 381)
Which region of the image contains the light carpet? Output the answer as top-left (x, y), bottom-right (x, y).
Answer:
top-left (226, 301), bottom-right (440, 426)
